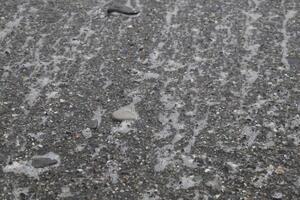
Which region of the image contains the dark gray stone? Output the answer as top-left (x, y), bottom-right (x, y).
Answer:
top-left (106, 4), bottom-right (139, 16)
top-left (32, 158), bottom-right (58, 168)
top-left (87, 119), bottom-right (98, 129)
top-left (287, 57), bottom-right (300, 67)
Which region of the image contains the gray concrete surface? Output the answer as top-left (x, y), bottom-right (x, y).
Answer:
top-left (0, 0), bottom-right (300, 199)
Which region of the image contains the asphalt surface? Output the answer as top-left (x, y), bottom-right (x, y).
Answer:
top-left (0, 0), bottom-right (300, 199)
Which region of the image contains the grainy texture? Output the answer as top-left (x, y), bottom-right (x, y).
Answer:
top-left (0, 0), bottom-right (299, 199)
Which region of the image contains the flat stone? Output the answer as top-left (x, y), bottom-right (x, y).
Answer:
top-left (112, 105), bottom-right (138, 121)
top-left (287, 57), bottom-right (300, 67)
top-left (87, 119), bottom-right (98, 129)
top-left (275, 166), bottom-right (285, 175)
top-left (106, 4), bottom-right (139, 16)
top-left (31, 157), bottom-right (58, 168)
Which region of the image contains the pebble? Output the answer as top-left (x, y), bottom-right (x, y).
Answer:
top-left (31, 157), bottom-right (58, 168)
top-left (275, 166), bottom-right (285, 175)
top-left (112, 105), bottom-right (138, 121)
top-left (287, 57), bottom-right (300, 67)
top-left (87, 119), bottom-right (98, 129)
top-left (107, 4), bottom-right (139, 16)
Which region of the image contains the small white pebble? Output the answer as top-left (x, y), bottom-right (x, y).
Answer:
top-left (205, 168), bottom-right (211, 173)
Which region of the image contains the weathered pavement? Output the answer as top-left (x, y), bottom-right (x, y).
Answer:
top-left (0, 0), bottom-right (299, 199)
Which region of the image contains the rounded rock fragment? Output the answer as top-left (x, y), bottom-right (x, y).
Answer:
top-left (112, 105), bottom-right (138, 121)
top-left (31, 158), bottom-right (58, 168)
top-left (106, 4), bottom-right (139, 16)
top-left (87, 119), bottom-right (98, 129)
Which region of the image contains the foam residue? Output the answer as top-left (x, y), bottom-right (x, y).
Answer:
top-left (165, 3), bottom-right (179, 33)
top-left (112, 120), bottom-right (135, 134)
top-left (184, 115), bottom-right (208, 154)
top-left (181, 155), bottom-right (197, 169)
top-left (226, 161), bottom-right (240, 173)
top-left (242, 126), bottom-right (259, 147)
top-left (0, 3), bottom-right (27, 42)
top-left (178, 175), bottom-right (199, 189)
top-left (239, 1), bottom-right (263, 102)
top-left (241, 68), bottom-right (259, 85)
top-left (25, 87), bottom-right (41, 107)
top-left (58, 186), bottom-right (73, 198)
top-left (106, 160), bottom-right (119, 184)
top-left (141, 189), bottom-right (160, 200)
top-left (3, 161), bottom-right (40, 179)
top-left (92, 106), bottom-right (104, 125)
top-left (12, 187), bottom-right (29, 200)
top-left (168, 175), bottom-right (202, 190)
top-left (280, 9), bottom-right (297, 70)
top-left (154, 144), bottom-right (176, 172)
top-left (252, 164), bottom-right (274, 188)
top-left (148, 42), bottom-right (166, 69)
top-left (205, 175), bottom-right (222, 191)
